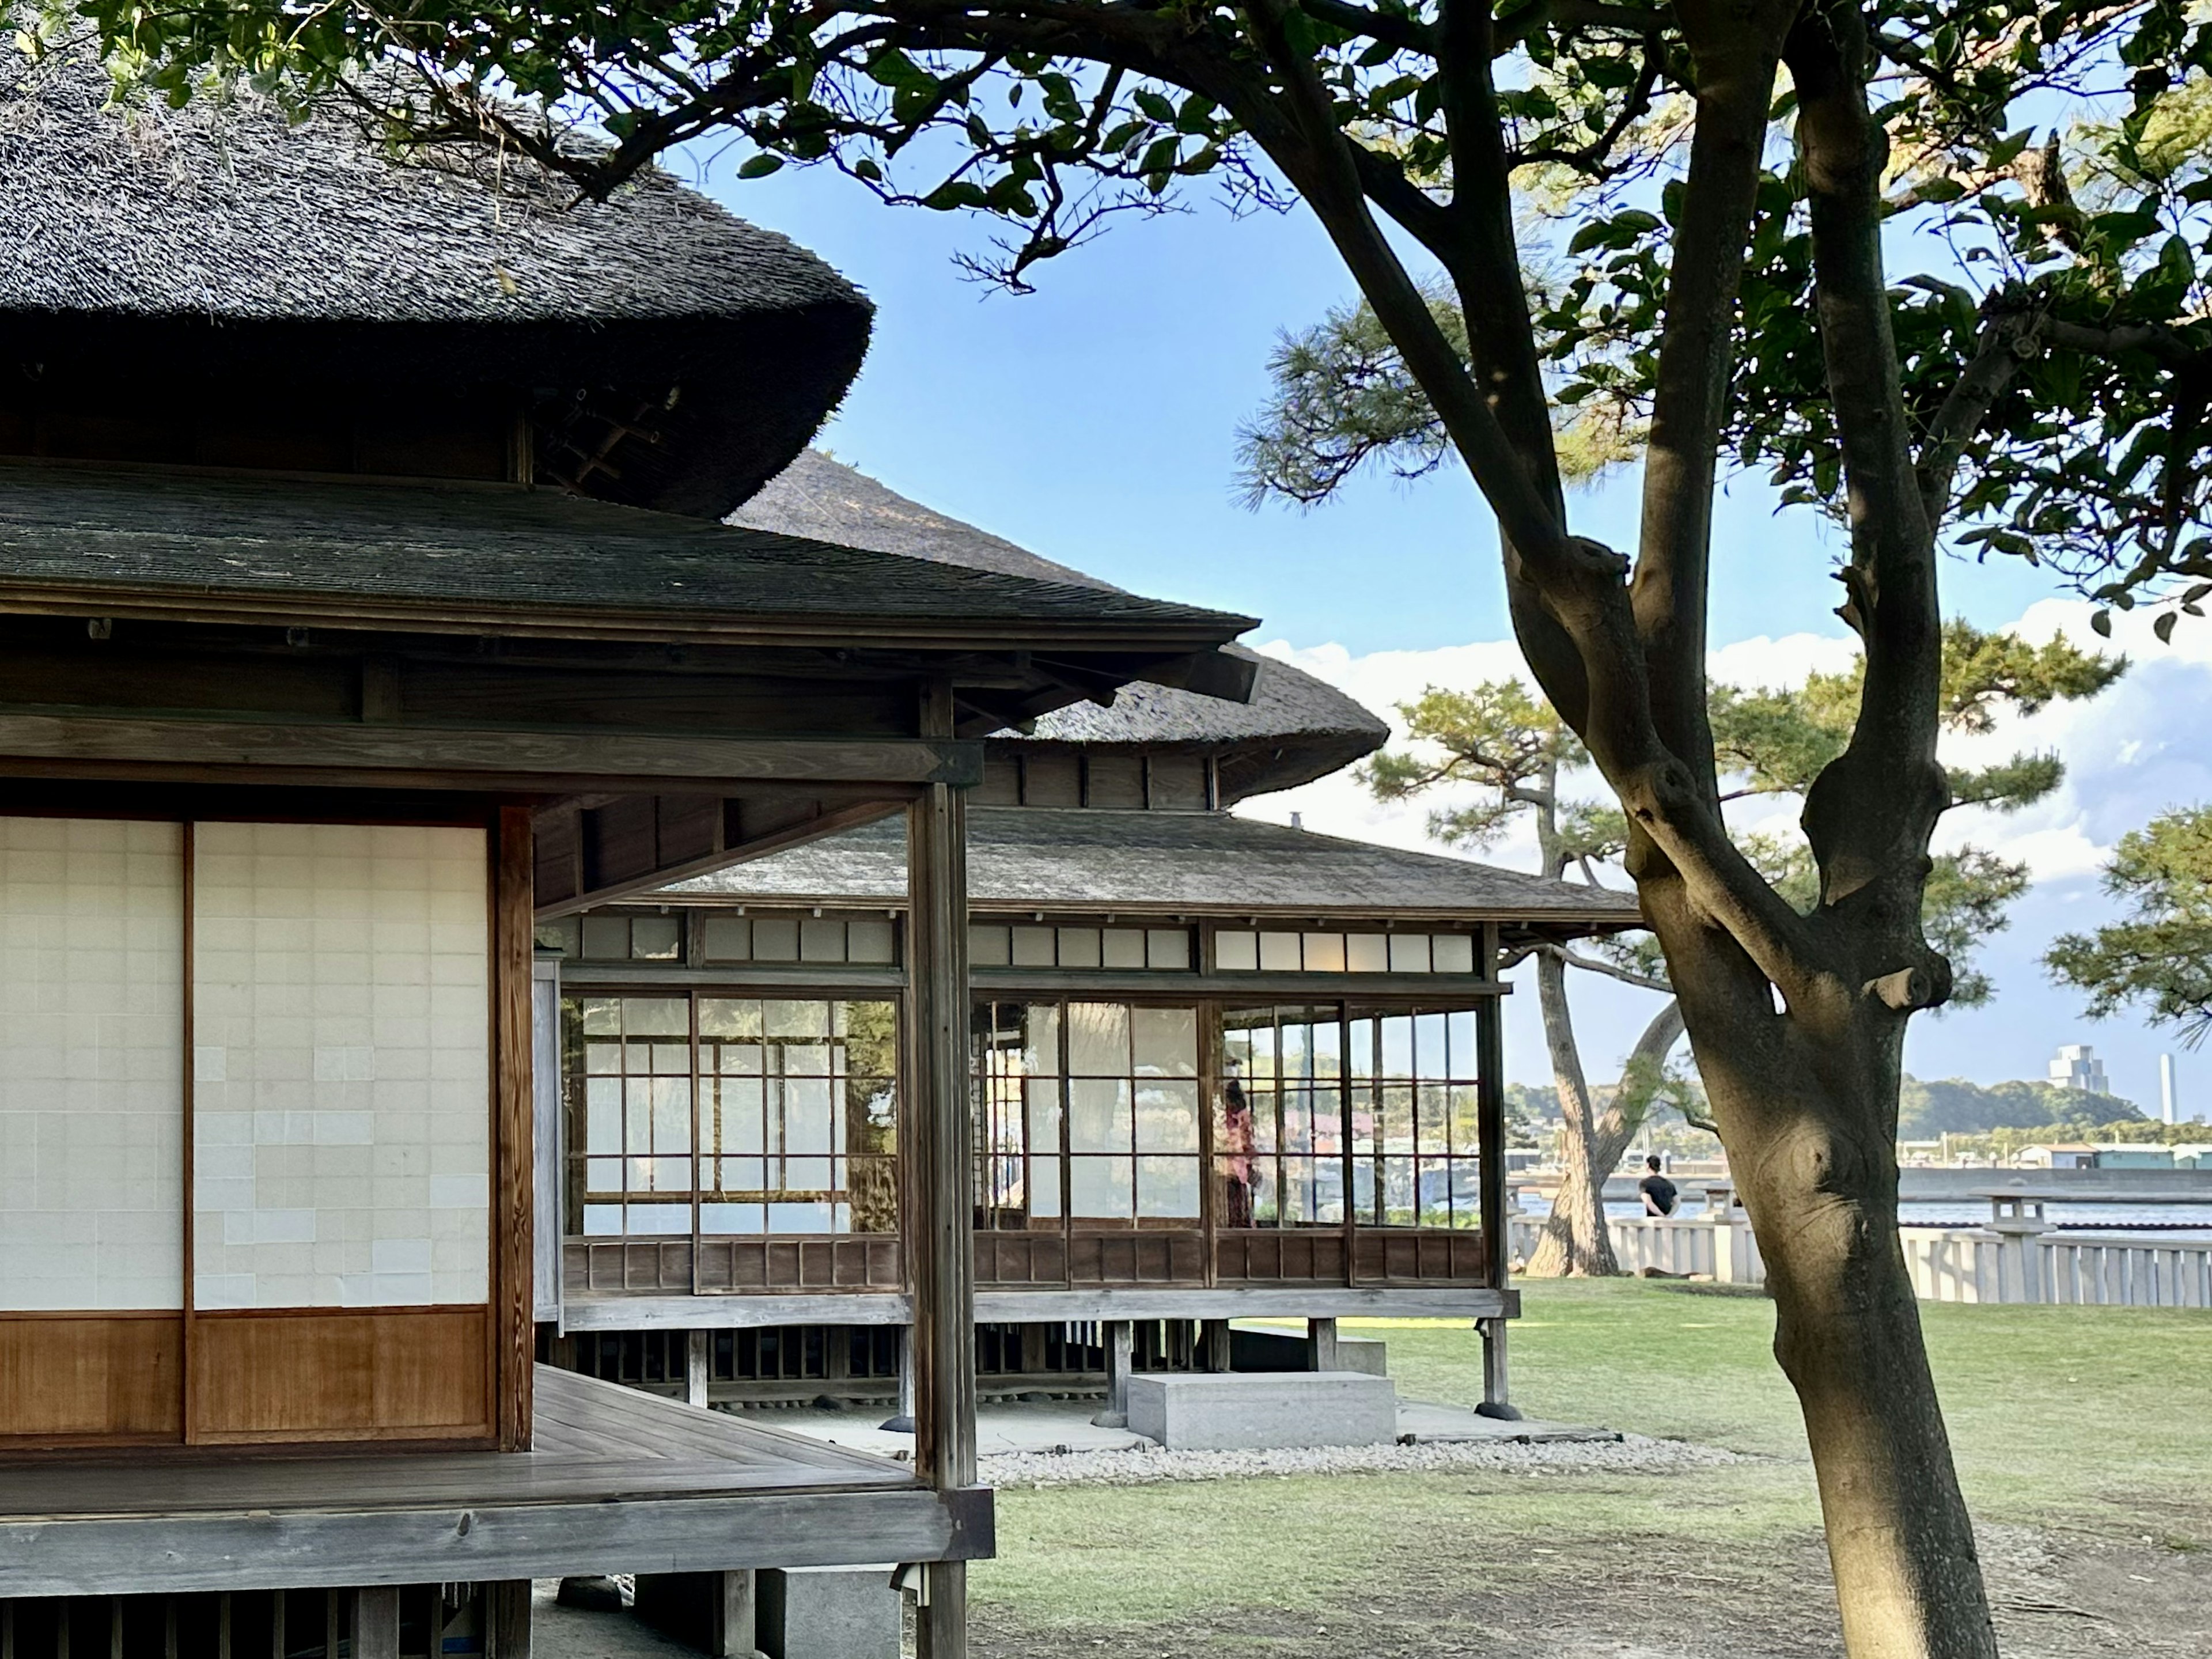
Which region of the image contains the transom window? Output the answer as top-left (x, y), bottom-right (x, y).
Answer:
top-left (1213, 930), bottom-right (1478, 974)
top-left (566, 994), bottom-right (897, 1237)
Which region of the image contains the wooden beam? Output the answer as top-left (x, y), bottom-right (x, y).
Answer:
top-left (561, 1293), bottom-right (911, 1332)
top-left (0, 713), bottom-right (981, 790)
top-left (971, 1287), bottom-right (1516, 1323)
top-left (555, 1286), bottom-right (1516, 1328)
top-left (0, 1488), bottom-right (993, 1599)
top-left (906, 681), bottom-right (977, 1659)
top-left (495, 807), bottom-right (536, 1451)
top-left (535, 798), bottom-right (907, 920)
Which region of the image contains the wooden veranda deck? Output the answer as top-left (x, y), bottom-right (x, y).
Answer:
top-left (0, 1368), bottom-right (990, 1598)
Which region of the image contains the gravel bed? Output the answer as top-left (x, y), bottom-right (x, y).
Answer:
top-left (980, 1431), bottom-right (1752, 1488)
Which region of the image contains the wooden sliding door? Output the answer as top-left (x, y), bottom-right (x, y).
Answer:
top-left (188, 821), bottom-right (495, 1444)
top-left (0, 817), bottom-right (186, 1446)
top-left (0, 810), bottom-right (513, 1452)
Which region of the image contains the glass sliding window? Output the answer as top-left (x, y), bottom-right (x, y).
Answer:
top-left (1219, 1006), bottom-right (1344, 1229)
top-left (970, 1002), bottom-right (1062, 1228)
top-left (1349, 1008), bottom-right (1482, 1228)
top-left (1067, 1002), bottom-right (1200, 1224)
top-left (697, 998), bottom-right (897, 1234)
top-left (573, 996), bottom-right (693, 1237)
top-left (971, 1001), bottom-right (1202, 1226)
top-left (191, 823), bottom-right (490, 1309)
top-left (564, 993), bottom-right (898, 1238)
top-left (0, 817), bottom-right (184, 1311)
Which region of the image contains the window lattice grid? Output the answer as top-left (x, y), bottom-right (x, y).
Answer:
top-left (1349, 1009), bottom-right (1482, 1229)
top-left (1219, 1006), bottom-right (1347, 1230)
top-left (1218, 1006), bottom-right (1484, 1231)
top-left (969, 1000), bottom-right (1204, 1226)
top-left (565, 994), bottom-right (899, 1238)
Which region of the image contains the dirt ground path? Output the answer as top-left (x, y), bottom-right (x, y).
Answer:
top-left (972, 1513), bottom-right (2210, 1659)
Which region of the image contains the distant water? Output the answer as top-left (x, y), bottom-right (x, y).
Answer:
top-left (1516, 1195), bottom-right (2212, 1237)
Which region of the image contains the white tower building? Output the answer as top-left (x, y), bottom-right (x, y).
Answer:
top-left (2049, 1043), bottom-right (2110, 1095)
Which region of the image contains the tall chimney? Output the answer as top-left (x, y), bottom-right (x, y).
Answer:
top-left (2161, 1053), bottom-right (2180, 1126)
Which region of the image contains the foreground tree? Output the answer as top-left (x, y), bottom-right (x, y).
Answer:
top-left (2047, 804), bottom-right (2212, 1043)
top-left (1367, 624), bottom-right (2119, 1277)
top-left (55, 0), bottom-right (2212, 1649)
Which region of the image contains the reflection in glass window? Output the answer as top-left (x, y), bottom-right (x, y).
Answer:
top-left (1349, 1007), bottom-right (1481, 1228)
top-left (1219, 1007), bottom-right (1345, 1229)
top-left (970, 1001), bottom-right (1202, 1226)
top-left (563, 994), bottom-right (897, 1237)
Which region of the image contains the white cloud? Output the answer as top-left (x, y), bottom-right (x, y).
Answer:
top-left (1239, 601), bottom-right (2212, 1093)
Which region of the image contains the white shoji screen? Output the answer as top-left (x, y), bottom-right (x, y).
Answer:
top-left (0, 817), bottom-right (185, 1312)
top-left (191, 823), bottom-right (490, 1310)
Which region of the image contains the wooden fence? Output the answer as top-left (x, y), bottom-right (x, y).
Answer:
top-left (1508, 1214), bottom-right (2212, 1308)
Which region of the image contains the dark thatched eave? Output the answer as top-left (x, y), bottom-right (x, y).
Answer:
top-left (0, 463), bottom-right (1258, 660)
top-left (0, 41), bottom-right (869, 519)
top-left (734, 452), bottom-right (1389, 800)
top-left (658, 806), bottom-right (1644, 941)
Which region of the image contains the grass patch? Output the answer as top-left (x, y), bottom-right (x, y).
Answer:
top-left (974, 1278), bottom-right (2212, 1641)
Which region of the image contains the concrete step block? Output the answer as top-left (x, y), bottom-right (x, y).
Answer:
top-left (1127, 1370), bottom-right (1397, 1450)
top-left (757, 1566), bottom-right (899, 1659)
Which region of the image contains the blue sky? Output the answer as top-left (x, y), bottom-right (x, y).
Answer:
top-left (691, 152), bottom-right (2210, 1115)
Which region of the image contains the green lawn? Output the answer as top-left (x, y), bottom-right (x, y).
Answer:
top-left (972, 1279), bottom-right (2212, 1655)
top-left (1374, 1278), bottom-right (2212, 1536)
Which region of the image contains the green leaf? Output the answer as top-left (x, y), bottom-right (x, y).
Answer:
top-left (2092, 609), bottom-right (2115, 637)
top-left (737, 153), bottom-right (785, 179)
top-left (2155, 611), bottom-right (2179, 643)
top-left (1134, 87), bottom-right (1176, 123)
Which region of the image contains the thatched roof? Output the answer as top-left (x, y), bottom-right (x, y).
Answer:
top-left (662, 806), bottom-right (1642, 936)
top-left (0, 461), bottom-right (1256, 652)
top-left (734, 452), bottom-right (1389, 800)
top-left (0, 41), bottom-right (869, 518)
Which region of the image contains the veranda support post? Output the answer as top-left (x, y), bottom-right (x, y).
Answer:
top-left (1474, 939), bottom-right (1520, 1420)
top-left (908, 681), bottom-right (978, 1659)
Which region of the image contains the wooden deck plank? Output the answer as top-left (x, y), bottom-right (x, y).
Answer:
top-left (0, 1367), bottom-right (914, 1521)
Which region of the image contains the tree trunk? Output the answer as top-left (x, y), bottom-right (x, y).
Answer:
top-left (1528, 984), bottom-right (1687, 1277)
top-left (1523, 949), bottom-right (1618, 1277)
top-left (1697, 1002), bottom-right (1998, 1659)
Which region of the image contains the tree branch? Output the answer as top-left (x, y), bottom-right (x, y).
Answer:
top-left (1559, 945), bottom-right (1672, 994)
top-left (1785, 0), bottom-right (1950, 958)
top-left (1916, 303), bottom-right (2035, 526)
top-left (1629, 0), bottom-right (1795, 798)
top-left (1295, 0), bottom-right (1435, 54)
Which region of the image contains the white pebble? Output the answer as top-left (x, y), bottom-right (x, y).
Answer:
top-left (979, 1432), bottom-right (1749, 1489)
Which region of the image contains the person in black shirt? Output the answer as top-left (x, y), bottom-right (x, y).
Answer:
top-left (1638, 1154), bottom-right (1680, 1217)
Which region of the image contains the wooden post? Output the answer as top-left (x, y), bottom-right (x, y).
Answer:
top-left (495, 805), bottom-right (538, 1450)
top-left (1472, 945), bottom-right (1521, 1419)
top-left (686, 1328), bottom-right (711, 1410)
top-left (353, 1588), bottom-right (400, 1659)
top-left (1476, 1316), bottom-right (1517, 1419)
top-left (907, 679), bottom-right (975, 1659)
top-left (488, 1582), bottom-right (532, 1659)
top-left (1090, 1321), bottom-right (1132, 1427)
top-left (1306, 1316), bottom-right (1339, 1371)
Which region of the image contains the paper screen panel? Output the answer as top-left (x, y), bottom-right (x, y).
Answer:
top-left (192, 823), bottom-right (490, 1310)
top-left (0, 817), bottom-right (184, 1312)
